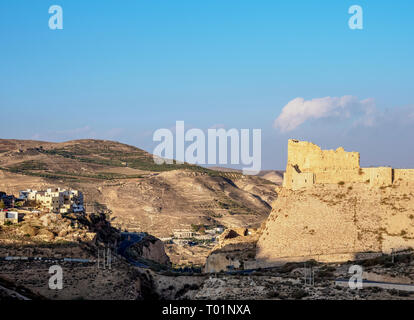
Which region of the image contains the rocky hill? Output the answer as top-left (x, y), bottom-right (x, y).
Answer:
top-left (0, 139), bottom-right (278, 237)
top-left (209, 167), bottom-right (284, 185)
top-left (0, 210), bottom-right (161, 300)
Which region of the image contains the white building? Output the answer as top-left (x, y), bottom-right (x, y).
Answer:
top-left (19, 187), bottom-right (84, 214)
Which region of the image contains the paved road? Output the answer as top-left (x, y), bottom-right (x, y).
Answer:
top-left (1, 256), bottom-right (95, 263)
top-left (117, 232), bottom-right (149, 268)
top-left (0, 284), bottom-right (31, 300)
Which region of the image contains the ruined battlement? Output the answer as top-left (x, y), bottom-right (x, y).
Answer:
top-left (283, 140), bottom-right (413, 190)
top-left (286, 139), bottom-right (360, 171)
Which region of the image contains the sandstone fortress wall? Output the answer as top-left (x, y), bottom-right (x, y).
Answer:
top-left (395, 169), bottom-right (414, 182)
top-left (283, 139), bottom-right (414, 190)
top-left (256, 140), bottom-right (414, 267)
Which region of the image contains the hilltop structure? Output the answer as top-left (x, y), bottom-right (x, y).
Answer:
top-left (283, 139), bottom-right (414, 190)
top-left (255, 140), bottom-right (414, 267)
top-left (19, 188), bottom-right (84, 214)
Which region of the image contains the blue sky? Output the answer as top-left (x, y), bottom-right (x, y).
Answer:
top-left (1, 0), bottom-right (413, 169)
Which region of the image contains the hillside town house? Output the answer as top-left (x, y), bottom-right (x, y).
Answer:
top-left (19, 188), bottom-right (84, 214)
top-left (0, 211), bottom-right (20, 225)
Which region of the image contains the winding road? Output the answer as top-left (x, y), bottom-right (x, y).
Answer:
top-left (117, 232), bottom-right (149, 268)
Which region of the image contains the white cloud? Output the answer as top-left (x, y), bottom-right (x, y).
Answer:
top-left (274, 95), bottom-right (376, 132)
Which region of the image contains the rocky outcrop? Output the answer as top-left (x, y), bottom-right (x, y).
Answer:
top-left (126, 235), bottom-right (171, 266)
top-left (8, 211), bottom-right (119, 245)
top-left (204, 228), bottom-right (259, 273)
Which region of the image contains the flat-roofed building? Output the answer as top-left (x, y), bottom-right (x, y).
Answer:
top-left (0, 211), bottom-right (20, 224)
top-left (173, 229), bottom-right (196, 239)
top-left (18, 187), bottom-right (84, 214)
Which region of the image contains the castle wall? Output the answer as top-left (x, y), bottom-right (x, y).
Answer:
top-left (286, 140), bottom-right (360, 172)
top-left (256, 186), bottom-right (380, 265)
top-left (314, 169), bottom-right (369, 184)
top-left (284, 140), bottom-right (363, 190)
top-left (292, 172), bottom-right (314, 190)
top-left (370, 167), bottom-right (393, 187)
top-left (283, 140), bottom-right (405, 190)
top-left (394, 169), bottom-right (414, 182)
top-left (256, 182), bottom-right (414, 266)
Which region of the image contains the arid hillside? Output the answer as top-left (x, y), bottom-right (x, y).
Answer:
top-left (210, 167), bottom-right (284, 185)
top-left (0, 210), bottom-right (158, 300)
top-left (0, 139), bottom-right (278, 237)
top-left (256, 170), bottom-right (284, 185)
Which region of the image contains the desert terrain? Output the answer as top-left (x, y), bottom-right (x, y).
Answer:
top-left (2, 138), bottom-right (414, 301)
top-left (0, 139), bottom-right (278, 237)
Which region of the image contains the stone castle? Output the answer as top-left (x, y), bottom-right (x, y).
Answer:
top-left (255, 140), bottom-right (414, 267)
top-left (283, 139), bottom-right (414, 190)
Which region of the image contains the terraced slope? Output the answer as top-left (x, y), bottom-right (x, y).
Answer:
top-left (0, 139), bottom-right (278, 236)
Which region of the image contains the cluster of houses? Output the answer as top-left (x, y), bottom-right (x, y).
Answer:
top-left (18, 188), bottom-right (84, 214)
top-left (0, 187), bottom-right (84, 225)
top-left (160, 226), bottom-right (225, 245)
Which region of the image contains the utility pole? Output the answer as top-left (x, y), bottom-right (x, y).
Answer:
top-left (107, 247), bottom-right (111, 270)
top-left (97, 244), bottom-right (114, 270)
top-left (304, 262), bottom-right (307, 285)
top-left (303, 262), bottom-right (314, 286)
top-left (312, 268), bottom-right (315, 286)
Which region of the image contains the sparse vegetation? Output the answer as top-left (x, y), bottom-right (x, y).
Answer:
top-left (39, 146), bottom-right (242, 178)
top-left (8, 160), bottom-right (48, 171)
top-left (191, 224), bottom-right (206, 232)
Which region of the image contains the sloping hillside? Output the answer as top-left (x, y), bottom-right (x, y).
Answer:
top-left (0, 139), bottom-right (278, 236)
top-left (0, 139), bottom-right (241, 180)
top-left (209, 167), bottom-right (284, 185)
top-left (257, 170), bottom-right (284, 185)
